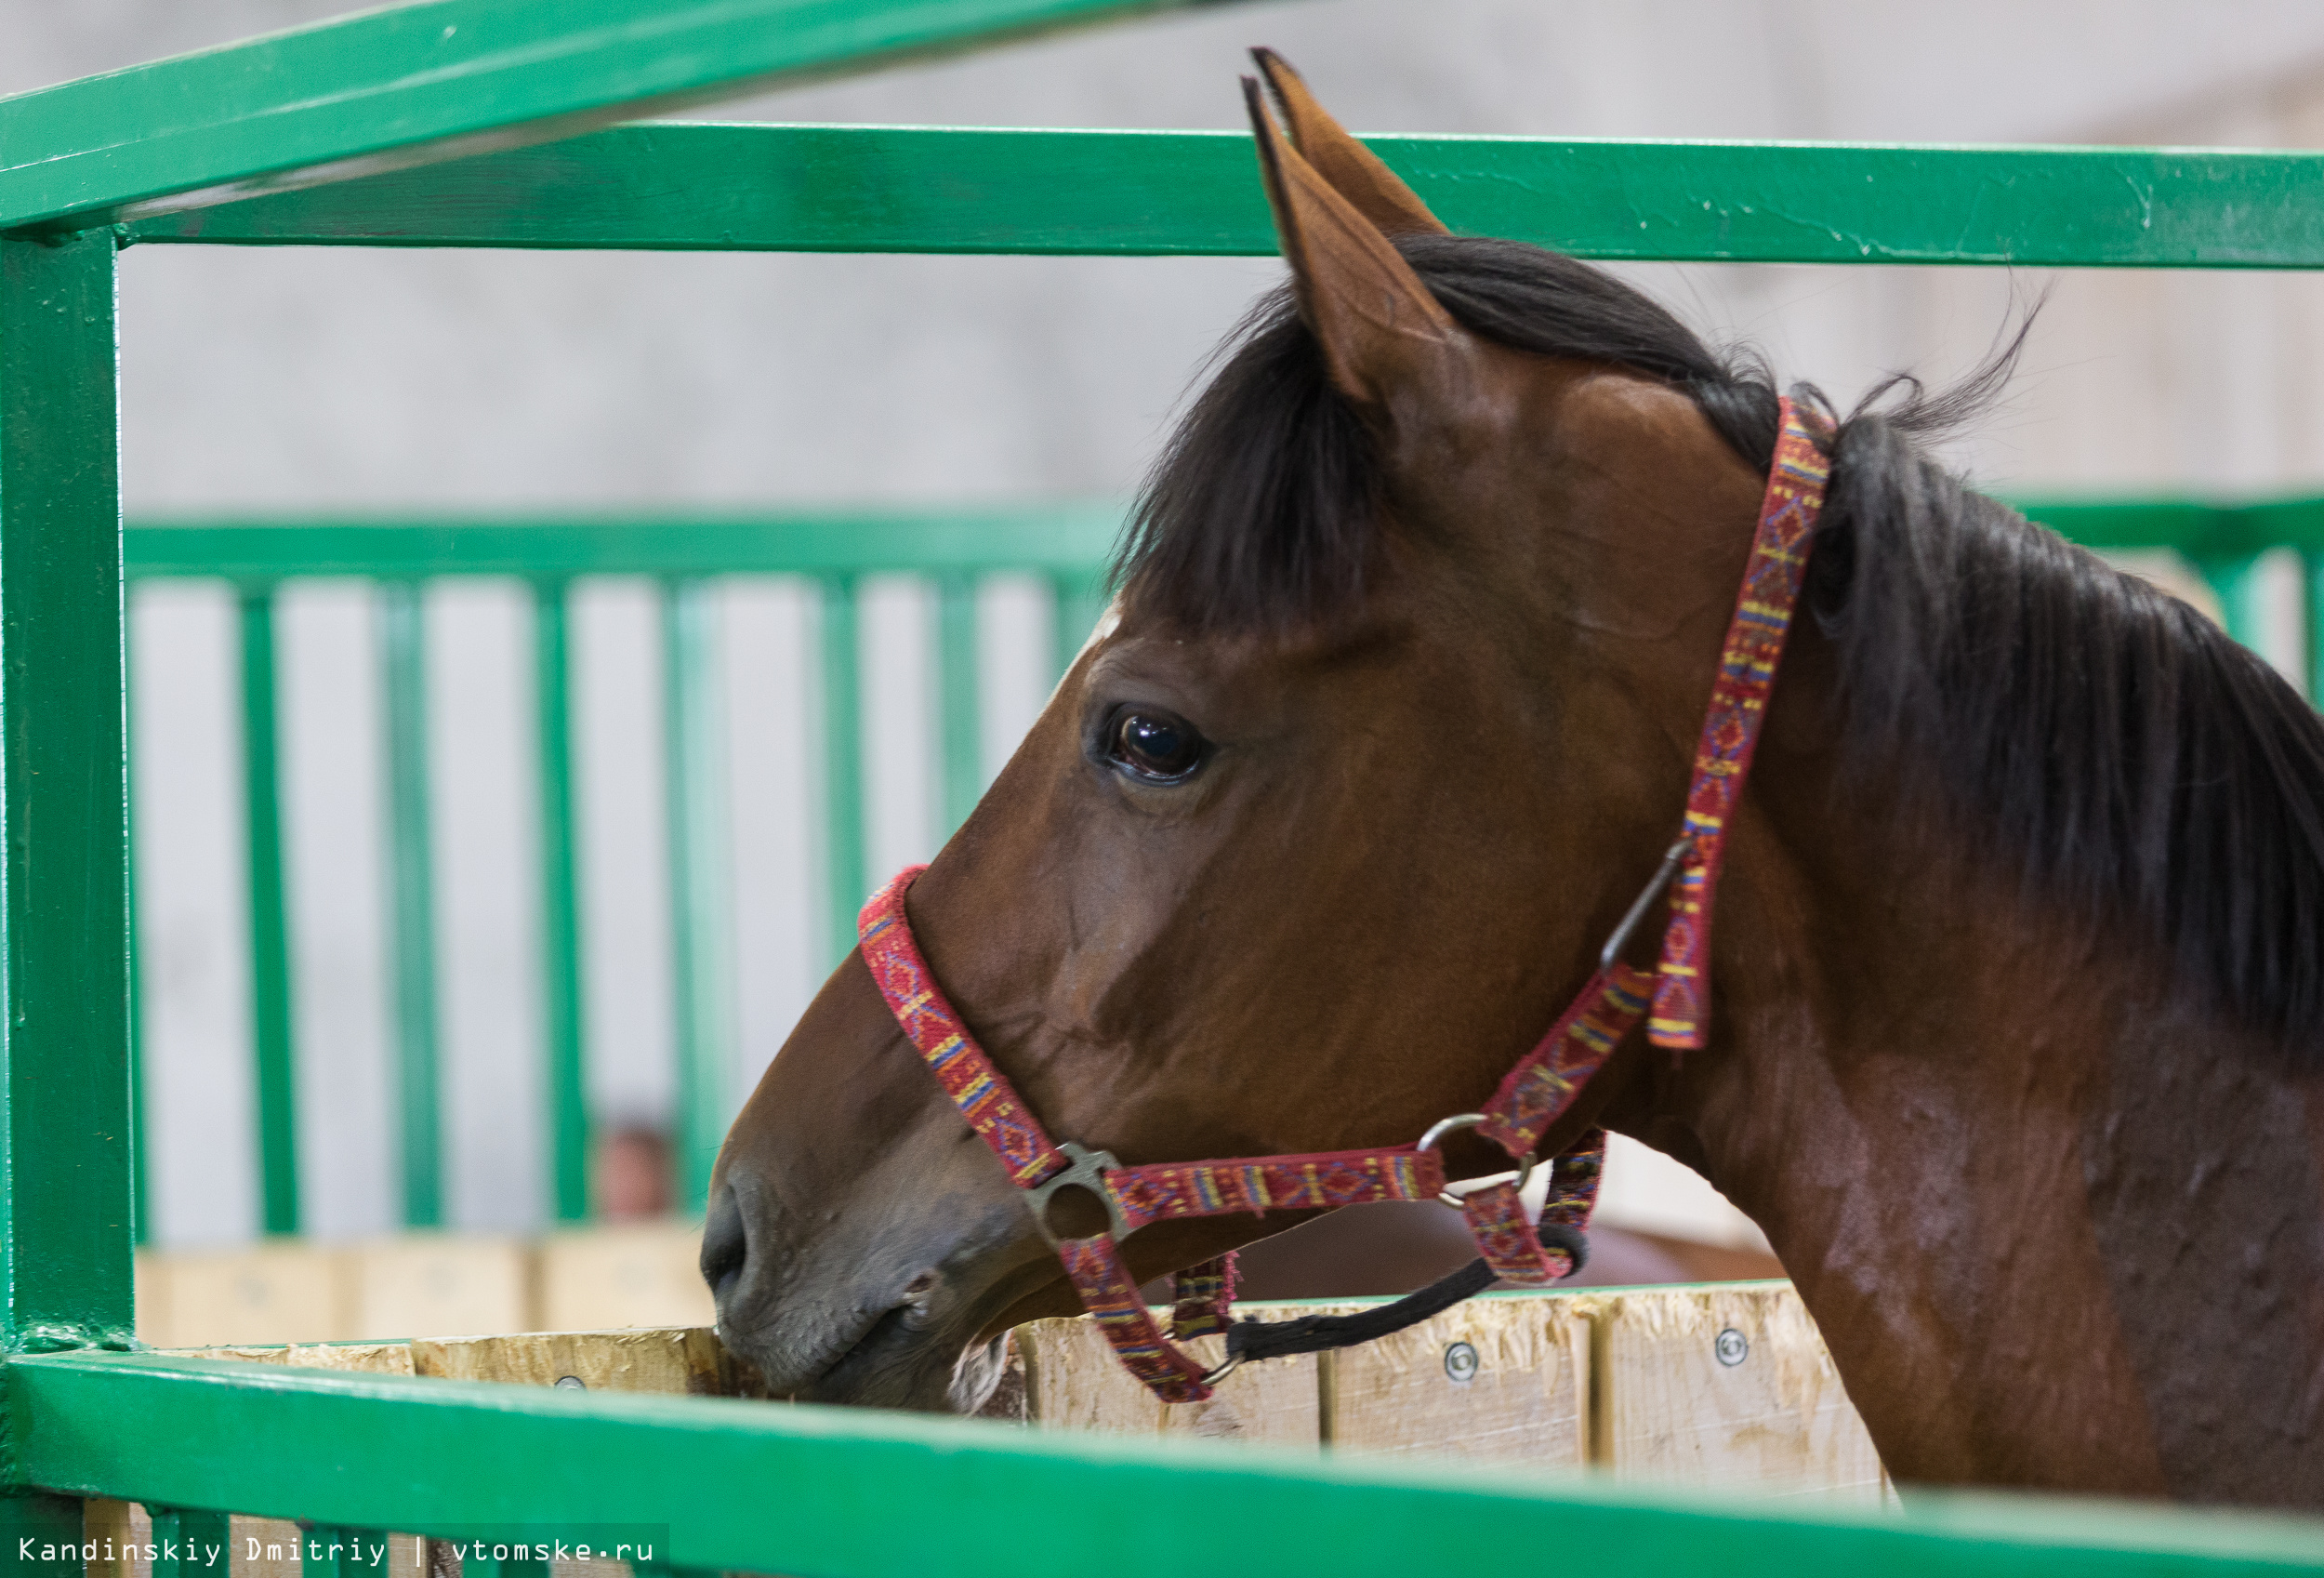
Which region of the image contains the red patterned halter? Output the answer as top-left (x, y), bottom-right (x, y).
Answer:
top-left (858, 398), bottom-right (1831, 1403)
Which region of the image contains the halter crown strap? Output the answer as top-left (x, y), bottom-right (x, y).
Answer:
top-left (1650, 397), bottom-right (1831, 1050)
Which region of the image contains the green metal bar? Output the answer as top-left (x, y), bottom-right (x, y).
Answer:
top-left (0, 0), bottom-right (1219, 232)
top-left (1050, 570), bottom-right (1111, 684)
top-left (937, 574), bottom-right (983, 835)
top-left (2307, 551), bottom-right (2324, 708)
top-left (299, 1525), bottom-right (373, 1577)
top-left (0, 230), bottom-right (132, 1350)
top-left (662, 579), bottom-right (731, 1216)
top-left (534, 580), bottom-right (588, 1223)
top-left (239, 587), bottom-right (298, 1239)
top-left (149, 1505), bottom-right (231, 1576)
top-left (2192, 551), bottom-right (2269, 652)
top-left (0, 1495), bottom-right (82, 1573)
top-left (380, 581), bottom-right (442, 1231)
top-left (127, 606), bottom-right (149, 1249)
top-left (115, 124), bottom-right (2324, 269)
top-left (820, 576), bottom-right (866, 969)
top-left (16, 1351), bottom-right (2324, 1575)
top-left (121, 509), bottom-right (1121, 581)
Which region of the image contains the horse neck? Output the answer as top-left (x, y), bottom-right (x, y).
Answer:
top-left (1632, 639), bottom-right (2324, 1505)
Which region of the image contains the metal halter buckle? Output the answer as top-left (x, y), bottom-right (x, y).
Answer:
top-left (1023, 1140), bottom-right (1133, 1245)
top-left (1417, 1113), bottom-right (1536, 1208)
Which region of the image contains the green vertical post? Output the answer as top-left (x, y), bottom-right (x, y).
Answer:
top-left (241, 585), bottom-right (299, 1237)
top-left (380, 580), bottom-right (442, 1229)
top-left (937, 573), bottom-right (983, 835)
top-left (663, 578), bottom-right (732, 1215)
top-left (127, 600), bottom-right (148, 1247)
top-left (535, 579), bottom-right (588, 1222)
top-left (299, 1525), bottom-right (368, 1577)
top-left (0, 230), bottom-right (131, 1463)
top-left (2194, 550), bottom-right (2267, 656)
top-left (820, 575), bottom-right (866, 967)
top-left (2305, 550), bottom-right (2324, 706)
top-left (1050, 570), bottom-right (1109, 684)
top-left (150, 1507), bottom-right (231, 1576)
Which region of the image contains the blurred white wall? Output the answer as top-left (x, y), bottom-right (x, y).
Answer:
top-left (23, 0), bottom-right (2324, 1244)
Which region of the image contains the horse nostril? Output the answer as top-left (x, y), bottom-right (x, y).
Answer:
top-left (701, 1183), bottom-right (748, 1301)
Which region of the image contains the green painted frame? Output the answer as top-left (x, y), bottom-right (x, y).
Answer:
top-left (13, 0), bottom-right (2324, 1565)
top-left (116, 492), bottom-right (2321, 1238)
top-left (18, 1348), bottom-right (2324, 1576)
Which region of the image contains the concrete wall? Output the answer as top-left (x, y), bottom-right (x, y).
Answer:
top-left (16, 0), bottom-right (2323, 1243)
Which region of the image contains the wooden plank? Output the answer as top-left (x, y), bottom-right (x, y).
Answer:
top-left (412, 1326), bottom-right (761, 1398)
top-left (535, 1222), bottom-right (715, 1333)
top-left (1587, 1280), bottom-right (1885, 1498)
top-left (142, 1243), bottom-right (347, 1348)
top-left (131, 1251), bottom-right (166, 1350)
top-left (1018, 1314), bottom-right (1320, 1447)
top-left (1319, 1292), bottom-right (1591, 1472)
top-left (343, 1234), bottom-right (530, 1340)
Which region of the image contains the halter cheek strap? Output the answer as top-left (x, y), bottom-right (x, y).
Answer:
top-left (858, 396), bottom-right (1830, 1404)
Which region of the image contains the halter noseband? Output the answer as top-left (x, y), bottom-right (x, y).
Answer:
top-left (857, 398), bottom-right (1831, 1404)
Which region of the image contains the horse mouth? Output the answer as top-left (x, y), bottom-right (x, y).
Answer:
top-left (805, 1302), bottom-right (918, 1399)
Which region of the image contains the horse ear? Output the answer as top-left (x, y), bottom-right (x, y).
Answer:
top-left (1242, 74), bottom-right (1469, 413)
top-left (1250, 49), bottom-right (1448, 238)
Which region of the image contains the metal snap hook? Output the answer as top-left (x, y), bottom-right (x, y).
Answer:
top-left (1417, 1113), bottom-right (1536, 1208)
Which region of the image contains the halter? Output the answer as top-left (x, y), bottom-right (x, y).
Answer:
top-left (858, 398), bottom-right (1831, 1403)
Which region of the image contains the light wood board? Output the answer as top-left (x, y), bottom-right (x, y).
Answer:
top-left (1019, 1313), bottom-right (1321, 1446)
top-left (1584, 1280), bottom-right (1885, 1498)
top-left (1320, 1292), bottom-right (1591, 1472)
top-left (535, 1221), bottom-right (714, 1333)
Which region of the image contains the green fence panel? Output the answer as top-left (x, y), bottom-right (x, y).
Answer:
top-left (381, 581), bottom-right (444, 1230)
top-left (120, 125), bottom-right (2324, 269)
top-left (0, 0), bottom-right (1218, 232)
top-left (534, 579), bottom-right (590, 1223)
top-left (16, 1352), bottom-right (2324, 1577)
top-left (0, 232), bottom-right (133, 1348)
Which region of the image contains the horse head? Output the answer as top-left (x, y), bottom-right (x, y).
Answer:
top-left (702, 53), bottom-right (1780, 1412)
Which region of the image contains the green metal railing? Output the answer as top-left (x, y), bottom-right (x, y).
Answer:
top-left (123, 497), bottom-right (2322, 1242)
top-left (10, 0), bottom-right (2324, 1569)
top-left (125, 511), bottom-right (1115, 1229)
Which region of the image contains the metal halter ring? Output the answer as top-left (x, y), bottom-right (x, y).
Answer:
top-left (1023, 1140), bottom-right (1133, 1246)
top-left (1417, 1113), bottom-right (1536, 1209)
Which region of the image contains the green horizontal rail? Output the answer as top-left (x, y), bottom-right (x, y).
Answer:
top-left (2017, 495), bottom-right (2324, 557)
top-left (16, 1352), bottom-right (2324, 1576)
top-left (121, 511), bottom-right (1119, 581)
top-left (0, 0), bottom-right (1213, 233)
top-left (120, 123), bottom-right (2324, 268)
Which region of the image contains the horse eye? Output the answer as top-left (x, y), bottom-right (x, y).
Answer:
top-left (1108, 709), bottom-right (1206, 782)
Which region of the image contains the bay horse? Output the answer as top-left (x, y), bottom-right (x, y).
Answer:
top-left (704, 54), bottom-right (2324, 1504)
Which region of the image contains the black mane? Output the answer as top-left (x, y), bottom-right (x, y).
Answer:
top-left (1116, 233), bottom-right (2324, 1066)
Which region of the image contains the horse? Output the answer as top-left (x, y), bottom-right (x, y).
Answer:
top-left (702, 52), bottom-right (2324, 1505)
